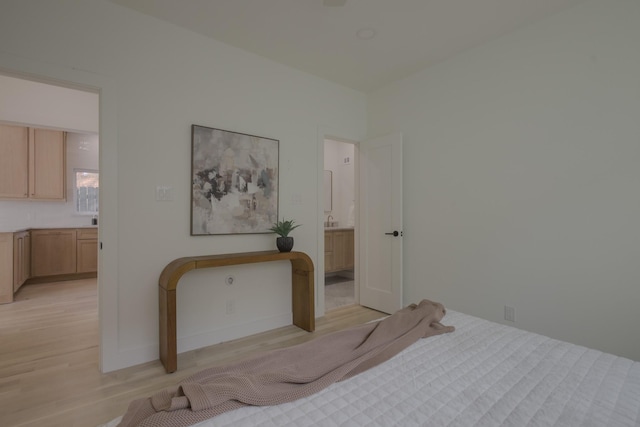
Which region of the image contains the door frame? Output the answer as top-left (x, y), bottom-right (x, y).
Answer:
top-left (0, 51), bottom-right (119, 372)
top-left (316, 127), bottom-right (360, 316)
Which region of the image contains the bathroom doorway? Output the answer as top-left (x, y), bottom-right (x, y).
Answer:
top-left (323, 138), bottom-right (356, 311)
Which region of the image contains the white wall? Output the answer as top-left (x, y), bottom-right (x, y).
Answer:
top-left (0, 74), bottom-right (100, 229)
top-left (0, 132), bottom-right (99, 230)
top-left (0, 74), bottom-right (98, 133)
top-left (324, 139), bottom-right (355, 226)
top-left (0, 0), bottom-right (366, 371)
top-left (368, 0), bottom-right (640, 361)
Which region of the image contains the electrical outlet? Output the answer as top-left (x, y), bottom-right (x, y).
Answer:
top-left (504, 305), bottom-right (515, 322)
top-left (225, 299), bottom-right (236, 315)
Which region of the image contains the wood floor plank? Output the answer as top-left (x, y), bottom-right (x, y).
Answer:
top-left (0, 279), bottom-right (384, 427)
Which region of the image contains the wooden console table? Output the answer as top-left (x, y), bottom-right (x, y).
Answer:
top-left (159, 250), bottom-right (315, 373)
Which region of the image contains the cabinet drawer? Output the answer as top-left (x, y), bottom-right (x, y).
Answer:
top-left (77, 228), bottom-right (98, 240)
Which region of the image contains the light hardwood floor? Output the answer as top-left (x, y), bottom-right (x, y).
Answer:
top-left (0, 279), bottom-right (384, 427)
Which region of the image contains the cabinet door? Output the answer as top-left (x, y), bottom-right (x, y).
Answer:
top-left (0, 233), bottom-right (13, 303)
top-left (23, 232), bottom-right (31, 283)
top-left (13, 234), bottom-right (24, 292)
top-left (12, 232), bottom-right (30, 292)
top-left (324, 232), bottom-right (334, 272)
top-left (345, 230), bottom-right (355, 270)
top-left (0, 124), bottom-right (29, 199)
top-left (76, 239), bottom-right (98, 273)
top-left (333, 231), bottom-right (347, 271)
top-left (29, 129), bottom-right (66, 200)
top-left (31, 229), bottom-right (77, 277)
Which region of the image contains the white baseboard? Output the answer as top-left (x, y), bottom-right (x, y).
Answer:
top-left (177, 312), bottom-right (293, 353)
top-left (104, 312), bottom-right (293, 372)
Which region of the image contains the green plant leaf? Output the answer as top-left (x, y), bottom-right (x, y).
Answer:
top-left (269, 218), bottom-right (301, 237)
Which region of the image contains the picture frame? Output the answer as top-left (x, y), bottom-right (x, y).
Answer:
top-left (191, 125), bottom-right (279, 235)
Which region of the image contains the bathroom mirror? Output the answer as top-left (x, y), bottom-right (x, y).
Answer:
top-left (324, 170), bottom-right (332, 212)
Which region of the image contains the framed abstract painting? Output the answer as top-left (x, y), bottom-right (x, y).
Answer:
top-left (191, 125), bottom-right (279, 235)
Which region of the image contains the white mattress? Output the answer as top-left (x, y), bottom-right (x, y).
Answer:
top-left (103, 311), bottom-right (640, 426)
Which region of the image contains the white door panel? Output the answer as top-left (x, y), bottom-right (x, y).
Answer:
top-left (359, 132), bottom-right (402, 314)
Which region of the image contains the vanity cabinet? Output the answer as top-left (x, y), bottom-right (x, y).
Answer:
top-left (324, 232), bottom-right (335, 272)
top-left (31, 229), bottom-right (77, 277)
top-left (0, 124), bottom-right (66, 201)
top-left (324, 228), bottom-right (354, 273)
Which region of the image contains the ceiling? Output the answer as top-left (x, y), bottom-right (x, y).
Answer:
top-left (110, 0), bottom-right (586, 92)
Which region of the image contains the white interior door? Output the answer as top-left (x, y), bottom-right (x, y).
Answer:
top-left (358, 132), bottom-right (403, 314)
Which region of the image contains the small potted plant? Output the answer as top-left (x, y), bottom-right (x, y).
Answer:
top-left (269, 218), bottom-right (301, 252)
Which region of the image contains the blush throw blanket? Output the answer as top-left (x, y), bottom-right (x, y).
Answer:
top-left (118, 299), bottom-right (454, 427)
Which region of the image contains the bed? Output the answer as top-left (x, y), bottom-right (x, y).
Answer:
top-left (103, 308), bottom-right (640, 427)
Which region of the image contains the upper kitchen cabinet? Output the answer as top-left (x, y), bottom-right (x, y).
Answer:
top-left (0, 124), bottom-right (29, 198)
top-left (0, 124), bottom-right (66, 201)
top-left (29, 128), bottom-right (66, 200)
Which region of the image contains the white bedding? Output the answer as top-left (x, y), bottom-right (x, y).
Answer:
top-left (103, 310), bottom-right (640, 426)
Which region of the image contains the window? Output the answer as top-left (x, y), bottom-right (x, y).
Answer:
top-left (75, 169), bottom-right (99, 214)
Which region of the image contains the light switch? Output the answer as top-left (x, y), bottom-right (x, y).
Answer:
top-left (156, 186), bottom-right (173, 201)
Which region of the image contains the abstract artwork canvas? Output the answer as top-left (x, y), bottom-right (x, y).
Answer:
top-left (191, 125), bottom-right (279, 235)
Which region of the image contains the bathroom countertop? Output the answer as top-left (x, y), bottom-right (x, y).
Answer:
top-left (324, 226), bottom-right (354, 231)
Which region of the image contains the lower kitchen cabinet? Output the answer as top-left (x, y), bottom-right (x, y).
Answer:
top-left (1, 230), bottom-right (32, 303)
top-left (13, 231), bottom-right (30, 292)
top-left (0, 233), bottom-right (13, 303)
top-left (31, 228), bottom-right (99, 278)
top-left (76, 228), bottom-right (98, 274)
top-left (1, 227), bottom-right (98, 304)
top-left (31, 229), bottom-right (77, 277)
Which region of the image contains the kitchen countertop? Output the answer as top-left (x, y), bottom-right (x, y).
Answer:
top-left (0, 225), bottom-right (98, 233)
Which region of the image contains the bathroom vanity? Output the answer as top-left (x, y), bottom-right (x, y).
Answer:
top-left (324, 227), bottom-right (354, 273)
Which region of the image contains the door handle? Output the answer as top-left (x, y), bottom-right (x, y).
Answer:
top-left (385, 231), bottom-right (400, 237)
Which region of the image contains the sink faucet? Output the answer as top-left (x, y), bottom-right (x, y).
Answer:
top-left (325, 215), bottom-right (333, 227)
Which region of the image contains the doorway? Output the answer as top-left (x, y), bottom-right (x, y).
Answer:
top-left (323, 138), bottom-right (357, 311)
top-left (0, 72), bottom-right (100, 364)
